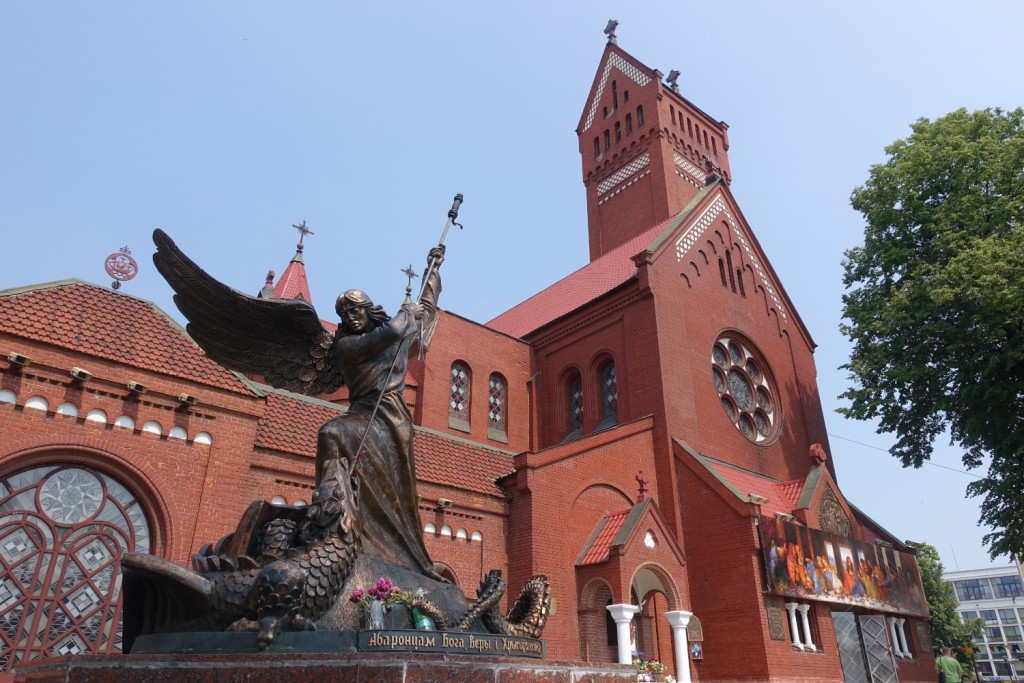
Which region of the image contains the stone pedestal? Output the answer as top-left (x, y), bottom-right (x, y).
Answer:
top-left (13, 652), bottom-right (638, 683)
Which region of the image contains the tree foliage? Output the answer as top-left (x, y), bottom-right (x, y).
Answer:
top-left (915, 542), bottom-right (982, 661)
top-left (841, 108), bottom-right (1024, 559)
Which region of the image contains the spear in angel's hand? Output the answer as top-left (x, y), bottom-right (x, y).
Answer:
top-left (350, 194), bottom-right (464, 469)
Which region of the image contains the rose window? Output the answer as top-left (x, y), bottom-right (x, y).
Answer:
top-left (712, 337), bottom-right (778, 443)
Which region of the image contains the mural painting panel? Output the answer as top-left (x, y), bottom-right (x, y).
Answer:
top-left (759, 516), bottom-right (928, 617)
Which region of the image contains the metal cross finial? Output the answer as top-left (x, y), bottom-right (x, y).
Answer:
top-left (292, 220), bottom-right (314, 246)
top-left (401, 264), bottom-right (419, 303)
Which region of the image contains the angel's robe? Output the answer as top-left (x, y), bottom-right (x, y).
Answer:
top-left (314, 269), bottom-right (440, 579)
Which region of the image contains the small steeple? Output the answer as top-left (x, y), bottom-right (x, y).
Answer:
top-left (260, 221), bottom-right (315, 302)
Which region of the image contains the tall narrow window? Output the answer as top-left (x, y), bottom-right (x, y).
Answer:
top-left (725, 250), bottom-right (737, 292)
top-left (670, 105), bottom-right (676, 126)
top-left (604, 130), bottom-right (611, 151)
top-left (593, 137), bottom-right (601, 158)
top-left (718, 258), bottom-right (728, 288)
top-left (612, 80), bottom-right (618, 111)
top-left (625, 114), bottom-right (633, 135)
top-left (598, 361), bottom-right (618, 430)
top-left (614, 121), bottom-right (621, 143)
top-left (449, 361), bottom-right (471, 431)
top-left (563, 372), bottom-right (583, 442)
top-left (637, 105), bottom-right (645, 126)
top-left (487, 373), bottom-right (508, 443)
top-left (687, 118), bottom-right (693, 138)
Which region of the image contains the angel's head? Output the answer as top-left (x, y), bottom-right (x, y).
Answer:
top-left (336, 289), bottom-right (391, 334)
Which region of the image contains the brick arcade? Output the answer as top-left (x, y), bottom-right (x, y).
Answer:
top-left (0, 35), bottom-right (936, 683)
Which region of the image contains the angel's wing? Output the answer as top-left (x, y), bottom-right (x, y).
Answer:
top-left (152, 228), bottom-right (342, 396)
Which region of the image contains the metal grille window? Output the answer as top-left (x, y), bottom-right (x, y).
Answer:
top-left (597, 361), bottom-right (618, 430)
top-left (487, 373), bottom-right (507, 442)
top-left (0, 464), bottom-right (151, 673)
top-left (448, 361), bottom-right (471, 431)
top-left (712, 336), bottom-right (779, 443)
top-left (563, 372), bottom-right (583, 442)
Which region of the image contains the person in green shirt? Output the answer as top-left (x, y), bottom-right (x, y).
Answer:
top-left (935, 647), bottom-right (964, 683)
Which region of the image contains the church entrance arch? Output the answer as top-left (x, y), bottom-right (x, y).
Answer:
top-left (631, 564), bottom-right (680, 675)
top-left (0, 462), bottom-right (152, 673)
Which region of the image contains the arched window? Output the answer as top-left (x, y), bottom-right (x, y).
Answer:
top-left (593, 137), bottom-right (600, 158)
top-left (612, 80), bottom-right (618, 111)
top-left (448, 361), bottom-right (471, 432)
top-left (603, 129), bottom-right (611, 151)
top-left (487, 373), bottom-right (508, 443)
top-left (597, 360), bottom-right (618, 430)
top-left (563, 371), bottom-right (583, 442)
top-left (614, 121), bottom-right (621, 143)
top-left (626, 113), bottom-right (633, 135)
top-left (0, 463), bottom-right (151, 671)
top-left (637, 105), bottom-right (645, 126)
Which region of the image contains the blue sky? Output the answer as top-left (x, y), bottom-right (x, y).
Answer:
top-left (3, 2), bottom-right (1022, 572)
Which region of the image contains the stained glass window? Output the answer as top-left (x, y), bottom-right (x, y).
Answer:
top-left (712, 336), bottom-right (779, 443)
top-left (448, 362), bottom-right (471, 430)
top-left (0, 464), bottom-right (151, 672)
top-left (564, 373), bottom-right (583, 441)
top-left (487, 373), bottom-right (507, 440)
top-left (598, 361), bottom-right (618, 430)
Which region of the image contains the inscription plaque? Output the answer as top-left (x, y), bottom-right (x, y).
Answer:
top-left (765, 598), bottom-right (786, 641)
top-left (358, 630), bottom-right (546, 659)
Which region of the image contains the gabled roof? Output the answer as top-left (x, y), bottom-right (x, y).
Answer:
top-left (487, 184), bottom-right (717, 338)
top-left (0, 279), bottom-right (248, 393)
top-left (577, 508), bottom-right (632, 566)
top-left (575, 497), bottom-right (686, 567)
top-left (577, 43), bottom-right (657, 135)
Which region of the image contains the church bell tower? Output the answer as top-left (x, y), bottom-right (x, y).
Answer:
top-left (577, 25), bottom-right (732, 261)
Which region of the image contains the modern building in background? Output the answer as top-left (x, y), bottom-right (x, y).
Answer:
top-left (946, 565), bottom-right (1024, 680)
top-left (0, 33), bottom-right (939, 682)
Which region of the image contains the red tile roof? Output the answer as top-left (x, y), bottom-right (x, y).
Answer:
top-left (577, 509), bottom-right (631, 566)
top-left (255, 390), bottom-right (343, 456)
top-left (0, 280), bottom-right (247, 393)
top-left (777, 479), bottom-right (805, 508)
top-left (274, 252), bottom-right (313, 303)
top-left (413, 428), bottom-right (514, 497)
top-left (254, 393), bottom-right (513, 497)
top-left (485, 222), bottom-right (667, 338)
top-left (705, 460), bottom-right (802, 518)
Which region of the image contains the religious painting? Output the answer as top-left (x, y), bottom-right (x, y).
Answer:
top-left (690, 642), bottom-right (703, 660)
top-left (758, 516), bottom-right (928, 617)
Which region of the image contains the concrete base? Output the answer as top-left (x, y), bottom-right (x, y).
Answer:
top-left (13, 652), bottom-right (638, 682)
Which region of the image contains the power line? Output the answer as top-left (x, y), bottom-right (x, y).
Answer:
top-left (827, 432), bottom-right (984, 479)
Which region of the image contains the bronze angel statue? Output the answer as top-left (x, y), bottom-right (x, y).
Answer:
top-left (152, 228), bottom-right (444, 579)
top-left (120, 217), bottom-right (551, 651)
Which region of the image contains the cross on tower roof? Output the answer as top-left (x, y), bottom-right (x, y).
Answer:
top-left (292, 220), bottom-right (314, 248)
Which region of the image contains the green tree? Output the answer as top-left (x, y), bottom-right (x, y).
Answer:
top-left (915, 543), bottom-right (982, 657)
top-left (841, 108), bottom-right (1024, 559)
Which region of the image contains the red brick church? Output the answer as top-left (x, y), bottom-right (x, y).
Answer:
top-left (0, 36), bottom-right (936, 682)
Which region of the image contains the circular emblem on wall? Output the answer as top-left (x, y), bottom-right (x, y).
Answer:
top-left (37, 467), bottom-right (105, 525)
top-left (711, 335), bottom-right (779, 443)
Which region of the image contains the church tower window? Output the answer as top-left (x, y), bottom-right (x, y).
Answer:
top-left (626, 114), bottom-right (633, 135)
top-left (449, 361), bottom-right (471, 432)
top-left (614, 121), bottom-right (621, 143)
top-left (637, 105), bottom-right (645, 126)
top-left (712, 336), bottom-right (779, 443)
